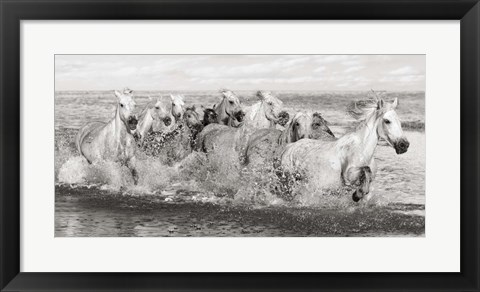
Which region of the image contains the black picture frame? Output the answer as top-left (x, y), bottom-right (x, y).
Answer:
top-left (1, 0), bottom-right (479, 291)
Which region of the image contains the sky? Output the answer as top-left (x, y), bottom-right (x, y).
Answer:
top-left (55, 55), bottom-right (425, 91)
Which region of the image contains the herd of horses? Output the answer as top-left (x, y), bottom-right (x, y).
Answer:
top-left (76, 88), bottom-right (409, 202)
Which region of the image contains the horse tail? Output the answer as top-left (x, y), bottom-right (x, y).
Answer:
top-left (75, 125), bottom-right (89, 158)
top-left (75, 121), bottom-right (104, 163)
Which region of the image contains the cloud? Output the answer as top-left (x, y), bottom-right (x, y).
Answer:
top-left (313, 66), bottom-right (326, 74)
top-left (343, 66), bottom-right (365, 73)
top-left (55, 55), bottom-right (426, 91)
top-left (388, 66), bottom-right (418, 75)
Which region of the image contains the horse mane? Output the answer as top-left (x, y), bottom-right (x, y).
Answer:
top-left (312, 112), bottom-right (335, 138)
top-left (256, 90), bottom-right (270, 99)
top-left (313, 112), bottom-right (327, 124)
top-left (185, 105), bottom-right (196, 112)
top-left (346, 98), bottom-right (383, 122)
top-left (138, 100), bottom-right (156, 120)
top-left (278, 112), bottom-right (306, 145)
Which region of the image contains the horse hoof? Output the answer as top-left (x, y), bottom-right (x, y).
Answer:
top-left (352, 192), bottom-right (361, 202)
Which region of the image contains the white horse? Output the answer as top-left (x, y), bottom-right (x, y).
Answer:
top-left (135, 97), bottom-right (172, 144)
top-left (242, 91), bottom-right (284, 129)
top-left (280, 96), bottom-right (409, 201)
top-left (213, 89), bottom-right (244, 127)
top-left (170, 94), bottom-right (185, 122)
top-left (75, 88), bottom-right (139, 184)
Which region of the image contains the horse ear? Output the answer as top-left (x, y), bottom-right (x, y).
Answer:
top-left (114, 90), bottom-right (122, 100)
top-left (170, 94), bottom-right (175, 101)
top-left (392, 98), bottom-right (398, 109)
top-left (377, 99), bottom-right (384, 110)
top-left (256, 91), bottom-right (265, 101)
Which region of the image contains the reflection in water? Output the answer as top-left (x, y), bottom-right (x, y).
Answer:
top-left (55, 184), bottom-right (425, 237)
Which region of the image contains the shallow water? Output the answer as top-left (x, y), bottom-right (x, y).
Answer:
top-left (55, 90), bottom-right (425, 237)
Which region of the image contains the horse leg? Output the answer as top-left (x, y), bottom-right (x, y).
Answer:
top-left (126, 157), bottom-right (139, 185)
top-left (351, 166), bottom-right (373, 202)
top-left (360, 159), bottom-right (377, 202)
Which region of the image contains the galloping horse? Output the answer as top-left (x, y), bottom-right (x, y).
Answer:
top-left (213, 89), bottom-right (244, 127)
top-left (135, 97), bottom-right (172, 144)
top-left (243, 112), bottom-right (335, 167)
top-left (75, 88), bottom-right (140, 184)
top-left (280, 96), bottom-right (409, 201)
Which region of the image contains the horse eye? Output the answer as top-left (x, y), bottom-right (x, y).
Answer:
top-left (384, 119), bottom-right (391, 124)
top-left (268, 102), bottom-right (273, 105)
top-left (120, 103), bottom-right (124, 107)
top-left (229, 101), bottom-right (234, 104)
top-left (155, 106), bottom-right (160, 109)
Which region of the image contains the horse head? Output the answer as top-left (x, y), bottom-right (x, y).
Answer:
top-left (256, 91), bottom-right (284, 124)
top-left (114, 88), bottom-right (138, 132)
top-left (183, 105), bottom-right (203, 133)
top-left (151, 98), bottom-right (172, 127)
top-left (348, 92), bottom-right (409, 155)
top-left (284, 112), bottom-right (312, 142)
top-left (220, 89), bottom-right (244, 123)
top-left (170, 94), bottom-right (185, 122)
top-left (202, 106), bottom-right (218, 126)
top-left (376, 97), bottom-right (409, 154)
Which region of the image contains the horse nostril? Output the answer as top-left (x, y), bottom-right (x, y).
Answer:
top-left (235, 111), bottom-right (245, 122)
top-left (164, 117), bottom-right (172, 126)
top-left (129, 117), bottom-right (138, 125)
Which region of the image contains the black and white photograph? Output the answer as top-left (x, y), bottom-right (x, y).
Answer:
top-left (55, 54), bottom-right (425, 237)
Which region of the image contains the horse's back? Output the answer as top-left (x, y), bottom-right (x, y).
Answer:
top-left (244, 128), bottom-right (282, 166)
top-left (195, 124), bottom-right (230, 152)
top-left (76, 121), bottom-right (106, 161)
top-left (281, 139), bottom-right (329, 169)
